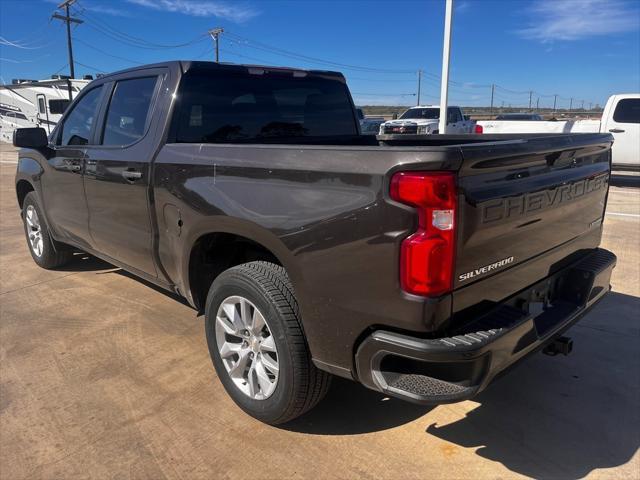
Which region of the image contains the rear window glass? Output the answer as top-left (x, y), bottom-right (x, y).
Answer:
top-left (102, 76), bottom-right (158, 146)
top-left (173, 70), bottom-right (358, 143)
top-left (613, 98), bottom-right (640, 124)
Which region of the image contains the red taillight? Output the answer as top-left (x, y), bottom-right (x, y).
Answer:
top-left (390, 172), bottom-right (456, 297)
top-left (474, 124), bottom-right (483, 134)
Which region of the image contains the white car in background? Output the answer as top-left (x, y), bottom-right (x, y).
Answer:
top-left (479, 94), bottom-right (640, 171)
top-left (379, 105), bottom-right (478, 135)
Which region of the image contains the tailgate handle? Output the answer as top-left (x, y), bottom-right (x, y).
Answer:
top-left (608, 128), bottom-right (625, 133)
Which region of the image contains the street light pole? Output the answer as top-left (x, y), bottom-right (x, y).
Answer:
top-left (439, 0), bottom-right (454, 134)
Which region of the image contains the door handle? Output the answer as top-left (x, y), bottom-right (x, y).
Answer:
top-left (122, 169), bottom-right (143, 181)
top-left (609, 128), bottom-right (625, 133)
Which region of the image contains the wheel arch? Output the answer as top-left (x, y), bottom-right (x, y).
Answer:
top-left (16, 179), bottom-right (35, 210)
top-left (184, 229), bottom-right (299, 312)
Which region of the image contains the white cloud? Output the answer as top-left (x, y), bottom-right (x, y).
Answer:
top-left (126, 0), bottom-right (258, 22)
top-left (456, 1), bottom-right (471, 14)
top-left (84, 4), bottom-right (132, 17)
top-left (517, 0), bottom-right (639, 43)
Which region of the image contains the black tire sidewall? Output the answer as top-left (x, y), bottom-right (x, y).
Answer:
top-left (205, 268), bottom-right (297, 423)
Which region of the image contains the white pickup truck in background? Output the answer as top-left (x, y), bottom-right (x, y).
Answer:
top-left (379, 105), bottom-right (479, 135)
top-left (479, 94), bottom-right (640, 171)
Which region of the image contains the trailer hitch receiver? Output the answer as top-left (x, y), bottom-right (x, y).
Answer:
top-left (543, 336), bottom-right (573, 356)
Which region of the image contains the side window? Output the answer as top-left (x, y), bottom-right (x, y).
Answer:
top-left (613, 98), bottom-right (640, 124)
top-left (37, 97), bottom-right (46, 115)
top-left (447, 108), bottom-right (461, 123)
top-left (59, 86), bottom-right (103, 146)
top-left (102, 76), bottom-right (158, 146)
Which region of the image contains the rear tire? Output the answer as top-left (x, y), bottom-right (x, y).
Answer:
top-left (205, 261), bottom-right (331, 424)
top-left (22, 191), bottom-right (72, 269)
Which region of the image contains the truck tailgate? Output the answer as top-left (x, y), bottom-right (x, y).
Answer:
top-left (453, 133), bottom-right (612, 312)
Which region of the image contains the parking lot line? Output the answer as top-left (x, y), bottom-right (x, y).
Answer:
top-left (606, 212), bottom-right (640, 218)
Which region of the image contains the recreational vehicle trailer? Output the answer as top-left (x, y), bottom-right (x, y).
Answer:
top-left (0, 77), bottom-right (90, 143)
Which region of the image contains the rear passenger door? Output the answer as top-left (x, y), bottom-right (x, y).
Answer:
top-left (84, 72), bottom-right (165, 277)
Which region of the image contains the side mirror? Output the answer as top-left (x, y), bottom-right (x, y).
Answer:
top-left (13, 128), bottom-right (48, 149)
top-left (392, 113), bottom-right (398, 119)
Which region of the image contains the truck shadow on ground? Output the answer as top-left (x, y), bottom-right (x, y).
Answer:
top-left (53, 251), bottom-right (114, 272)
top-left (425, 292), bottom-right (639, 479)
top-left (284, 293), bottom-right (638, 478)
top-left (282, 377), bottom-right (432, 435)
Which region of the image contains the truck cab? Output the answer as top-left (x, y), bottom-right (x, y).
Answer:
top-left (379, 105), bottom-right (476, 135)
top-left (600, 93), bottom-right (640, 171)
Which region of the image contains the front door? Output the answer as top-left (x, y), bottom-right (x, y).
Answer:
top-left (84, 75), bottom-right (162, 277)
top-left (604, 96), bottom-right (640, 169)
top-left (43, 85), bottom-right (104, 249)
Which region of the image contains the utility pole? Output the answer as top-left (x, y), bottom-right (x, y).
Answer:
top-left (569, 97), bottom-right (573, 112)
top-left (490, 84), bottom-right (495, 115)
top-left (208, 27), bottom-right (224, 62)
top-left (416, 69), bottom-right (422, 106)
top-left (529, 90), bottom-right (533, 111)
top-left (553, 94), bottom-right (557, 113)
top-left (589, 102), bottom-right (592, 111)
top-left (536, 97), bottom-right (539, 112)
top-left (52, 0), bottom-right (83, 79)
top-left (581, 100), bottom-right (584, 110)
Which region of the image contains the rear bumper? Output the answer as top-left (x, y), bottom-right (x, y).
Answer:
top-left (355, 248), bottom-right (617, 404)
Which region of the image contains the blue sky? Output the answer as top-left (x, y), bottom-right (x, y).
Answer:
top-left (1, 0), bottom-right (639, 108)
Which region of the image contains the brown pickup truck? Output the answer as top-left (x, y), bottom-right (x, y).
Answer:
top-left (14, 61), bottom-right (616, 424)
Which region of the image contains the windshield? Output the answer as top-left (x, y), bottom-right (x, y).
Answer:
top-left (400, 108), bottom-right (440, 120)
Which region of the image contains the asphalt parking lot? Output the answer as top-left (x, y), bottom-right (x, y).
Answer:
top-left (1, 143), bottom-right (638, 479)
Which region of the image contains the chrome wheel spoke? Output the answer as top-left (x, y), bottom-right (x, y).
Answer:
top-left (239, 298), bottom-right (251, 329)
top-left (260, 335), bottom-right (276, 353)
top-left (219, 341), bottom-right (241, 359)
top-left (260, 352), bottom-right (279, 374)
top-left (247, 365), bottom-right (258, 397)
top-left (215, 295), bottom-right (279, 400)
top-left (228, 349), bottom-right (251, 379)
top-left (251, 309), bottom-right (266, 334)
top-left (255, 359), bottom-right (273, 394)
top-left (216, 314), bottom-right (237, 337)
top-left (222, 303), bottom-right (243, 333)
top-left (25, 205), bottom-right (43, 258)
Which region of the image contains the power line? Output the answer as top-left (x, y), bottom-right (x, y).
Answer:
top-left (225, 31), bottom-right (416, 74)
top-left (75, 37), bottom-right (144, 65)
top-left (74, 59), bottom-right (105, 72)
top-left (73, 2), bottom-right (208, 49)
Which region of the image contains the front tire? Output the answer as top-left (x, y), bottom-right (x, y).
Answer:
top-left (22, 192), bottom-right (72, 269)
top-left (205, 261), bottom-right (331, 424)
